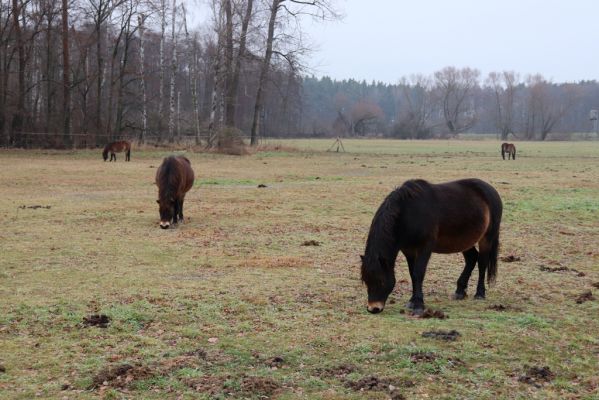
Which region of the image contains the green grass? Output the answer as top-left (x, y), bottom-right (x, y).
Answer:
top-left (1, 139), bottom-right (598, 399)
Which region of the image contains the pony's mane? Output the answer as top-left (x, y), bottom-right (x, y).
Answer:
top-left (158, 157), bottom-right (179, 200)
top-left (361, 179), bottom-right (431, 282)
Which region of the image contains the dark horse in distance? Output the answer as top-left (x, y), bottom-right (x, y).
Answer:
top-left (155, 155), bottom-right (195, 229)
top-left (103, 140), bottom-right (131, 162)
top-left (501, 143), bottom-right (516, 160)
top-left (361, 178), bottom-right (503, 315)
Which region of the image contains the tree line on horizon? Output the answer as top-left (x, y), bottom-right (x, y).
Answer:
top-left (1, 0), bottom-right (596, 149)
top-left (300, 70), bottom-right (599, 141)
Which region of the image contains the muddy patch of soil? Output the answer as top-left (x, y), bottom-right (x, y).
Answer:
top-left (539, 265), bottom-right (585, 276)
top-left (82, 314), bottom-right (110, 328)
top-left (421, 330), bottom-right (461, 341)
top-left (318, 364), bottom-right (357, 379)
top-left (265, 356), bottom-right (285, 369)
top-left (591, 282), bottom-right (599, 289)
top-left (301, 239), bottom-right (320, 246)
top-left (345, 376), bottom-right (412, 399)
top-left (500, 255), bottom-right (521, 262)
top-left (488, 304), bottom-right (522, 312)
top-left (257, 184), bottom-right (268, 188)
top-left (575, 290), bottom-right (595, 304)
top-left (518, 366), bottom-right (555, 387)
top-left (183, 375), bottom-right (229, 396)
top-left (410, 352), bottom-right (437, 363)
top-left (18, 205), bottom-right (51, 210)
top-left (416, 308), bottom-right (447, 319)
top-left (240, 376), bottom-right (280, 396)
top-left (90, 363), bottom-right (154, 389)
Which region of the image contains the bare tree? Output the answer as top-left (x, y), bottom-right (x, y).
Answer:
top-left (434, 66), bottom-right (479, 135)
top-left (486, 71), bottom-right (519, 140)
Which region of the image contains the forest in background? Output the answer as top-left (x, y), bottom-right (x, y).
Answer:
top-left (1, 0), bottom-right (597, 149)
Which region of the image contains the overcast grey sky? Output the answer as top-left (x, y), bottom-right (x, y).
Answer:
top-left (303, 0), bottom-right (599, 83)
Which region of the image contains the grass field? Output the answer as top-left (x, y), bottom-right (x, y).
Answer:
top-left (1, 139), bottom-right (598, 399)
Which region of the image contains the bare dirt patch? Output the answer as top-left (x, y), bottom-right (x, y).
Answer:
top-left (82, 314), bottom-right (110, 328)
top-left (345, 375), bottom-right (412, 399)
top-left (183, 375), bottom-right (229, 395)
top-left (518, 366), bottom-right (555, 387)
top-left (317, 364), bottom-right (357, 379)
top-left (301, 239), bottom-right (320, 246)
top-left (410, 352), bottom-right (437, 363)
top-left (575, 291), bottom-right (595, 304)
top-left (240, 376), bottom-right (280, 396)
top-left (90, 363), bottom-right (154, 389)
top-left (416, 308), bottom-right (447, 319)
top-left (488, 304), bottom-right (522, 312)
top-left (265, 356), bottom-right (285, 368)
top-left (421, 330), bottom-right (461, 341)
top-left (539, 265), bottom-right (585, 276)
top-left (18, 204), bottom-right (51, 210)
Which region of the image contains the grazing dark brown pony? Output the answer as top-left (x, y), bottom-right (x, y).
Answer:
top-left (361, 178), bottom-right (503, 315)
top-left (155, 155), bottom-right (194, 229)
top-left (501, 142), bottom-right (516, 160)
top-left (103, 140), bottom-right (131, 162)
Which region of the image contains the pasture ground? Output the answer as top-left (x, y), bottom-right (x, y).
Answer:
top-left (1, 139), bottom-right (598, 399)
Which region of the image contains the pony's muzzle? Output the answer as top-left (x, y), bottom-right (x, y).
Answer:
top-left (367, 301), bottom-right (385, 314)
top-left (160, 221), bottom-right (170, 229)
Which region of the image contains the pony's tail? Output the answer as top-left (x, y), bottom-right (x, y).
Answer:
top-left (486, 196), bottom-right (502, 285)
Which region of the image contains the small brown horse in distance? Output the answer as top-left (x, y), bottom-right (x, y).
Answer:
top-left (361, 178), bottom-right (503, 315)
top-left (501, 142), bottom-right (516, 160)
top-left (155, 155), bottom-right (194, 229)
top-left (103, 140), bottom-right (131, 162)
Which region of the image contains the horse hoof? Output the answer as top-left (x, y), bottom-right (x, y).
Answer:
top-left (453, 293), bottom-right (467, 300)
top-left (406, 301), bottom-right (415, 310)
top-left (474, 294), bottom-right (485, 300)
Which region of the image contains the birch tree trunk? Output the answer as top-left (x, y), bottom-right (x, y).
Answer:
top-left (182, 4), bottom-right (200, 144)
top-left (158, 0), bottom-right (166, 140)
top-left (11, 0), bottom-right (25, 146)
top-left (167, 0), bottom-right (177, 143)
top-left (138, 14), bottom-right (147, 144)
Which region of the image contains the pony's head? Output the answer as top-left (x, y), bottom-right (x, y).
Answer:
top-left (360, 254), bottom-right (395, 314)
top-left (156, 196), bottom-right (175, 229)
top-left (102, 148), bottom-right (109, 161)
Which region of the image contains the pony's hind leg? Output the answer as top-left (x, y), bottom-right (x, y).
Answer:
top-left (404, 254), bottom-right (416, 309)
top-left (474, 248), bottom-right (489, 300)
top-left (454, 247), bottom-right (478, 300)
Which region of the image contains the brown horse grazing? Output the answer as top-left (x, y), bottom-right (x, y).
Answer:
top-left (103, 141), bottom-right (131, 162)
top-left (155, 155), bottom-right (194, 229)
top-left (501, 142), bottom-right (516, 160)
top-left (361, 178), bottom-right (503, 315)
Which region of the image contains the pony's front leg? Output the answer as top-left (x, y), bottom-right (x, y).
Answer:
top-left (172, 199), bottom-right (180, 224)
top-left (454, 247), bottom-right (479, 300)
top-left (178, 197), bottom-right (185, 223)
top-left (409, 250), bottom-right (432, 315)
top-left (404, 254), bottom-right (417, 309)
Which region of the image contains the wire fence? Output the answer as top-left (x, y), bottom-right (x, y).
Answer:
top-left (3, 131), bottom-right (261, 149)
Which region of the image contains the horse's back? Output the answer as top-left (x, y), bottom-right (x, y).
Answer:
top-left (156, 155), bottom-right (194, 196)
